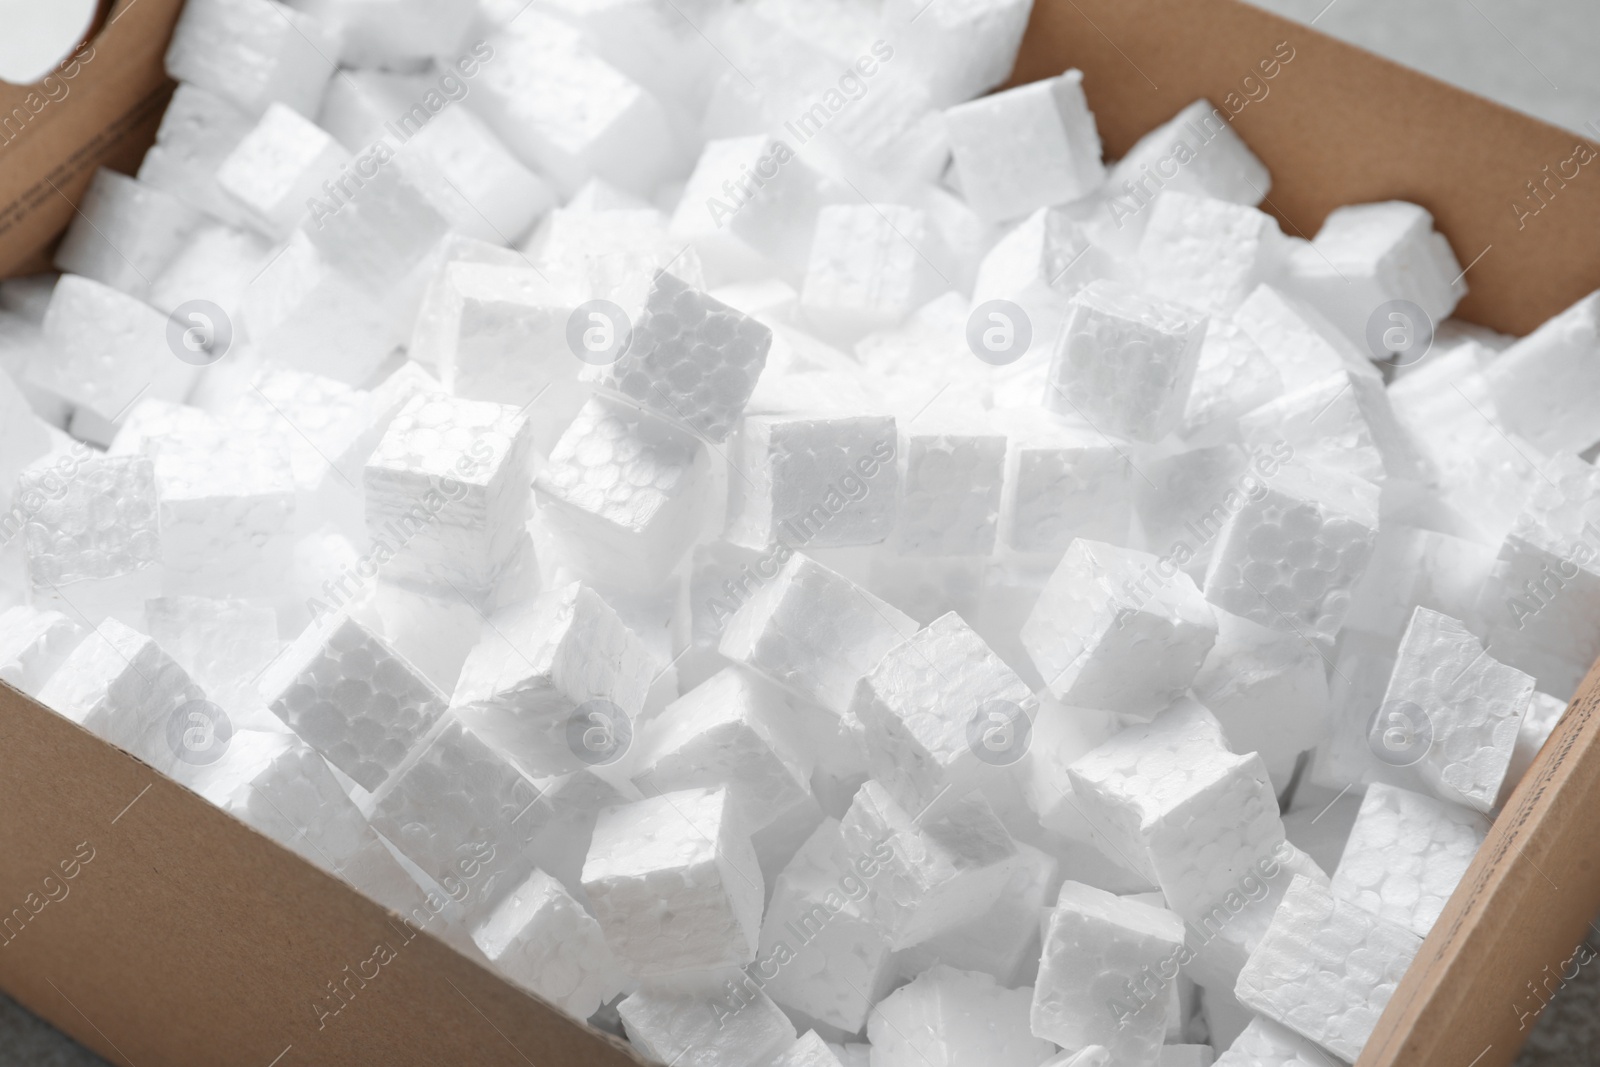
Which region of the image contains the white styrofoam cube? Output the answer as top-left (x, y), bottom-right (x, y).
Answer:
top-left (1213, 1015), bottom-right (1331, 1067)
top-left (770, 1032), bottom-right (846, 1067)
top-left (469, 867), bottom-right (624, 1020)
top-left (30, 276), bottom-right (199, 440)
top-left (1181, 842), bottom-right (1331, 994)
top-left (1110, 99), bottom-right (1271, 210)
top-left (52, 170), bottom-right (203, 299)
top-left (1231, 283), bottom-right (1378, 394)
top-left (1203, 463), bottom-right (1381, 652)
top-left (143, 595), bottom-right (281, 720)
top-left (670, 135), bottom-right (825, 283)
top-left (583, 786), bottom-right (764, 976)
top-left (889, 417), bottom-right (1007, 557)
top-left (593, 270), bottom-right (774, 442)
top-left (1330, 782), bottom-right (1486, 939)
top-left (137, 83), bottom-right (256, 226)
top-left (618, 984), bottom-right (795, 1067)
top-left (1481, 290), bottom-right (1600, 455)
top-left (1380, 607), bottom-right (1532, 812)
top-left (1047, 279), bottom-right (1208, 442)
top-left (1180, 318), bottom-right (1283, 443)
top-left (1019, 700), bottom-right (1122, 842)
top-left (1343, 525), bottom-right (1498, 643)
top-left (1032, 880), bottom-right (1187, 1060)
top-left (165, 0), bottom-right (341, 118)
top-left (799, 204), bottom-right (942, 343)
top-left (726, 411), bottom-right (900, 550)
top-left (972, 206), bottom-right (1113, 350)
top-left (217, 103), bottom-right (354, 239)
top-left (0, 606), bottom-right (84, 699)
top-left (872, 964), bottom-right (1055, 1067)
top-left (1501, 690), bottom-right (1567, 804)
top-left (1022, 539), bottom-right (1217, 717)
top-left (945, 70), bottom-right (1105, 223)
top-left (145, 221), bottom-right (272, 324)
top-left (884, 0), bottom-right (1035, 107)
top-left (718, 552), bottom-right (918, 717)
top-left (259, 612), bottom-right (447, 791)
top-left (364, 392), bottom-right (535, 601)
top-left (1237, 368), bottom-right (1426, 486)
top-left (838, 779), bottom-right (1020, 950)
top-left (1234, 875), bottom-right (1423, 1063)
top-left (999, 409), bottom-right (1134, 555)
top-left (1137, 192), bottom-right (1286, 316)
top-left (287, 0), bottom-right (475, 68)
top-left (452, 581), bottom-right (656, 775)
top-left (397, 106), bottom-right (557, 246)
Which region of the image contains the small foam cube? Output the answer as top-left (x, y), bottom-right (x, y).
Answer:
top-left (1214, 1016), bottom-right (1329, 1066)
top-left (216, 103), bottom-right (354, 238)
top-left (1232, 284), bottom-right (1375, 393)
top-left (718, 552), bottom-right (919, 716)
top-left (1331, 782), bottom-right (1486, 939)
top-left (1031, 881), bottom-right (1187, 1060)
top-left (145, 221), bottom-right (272, 324)
top-left (0, 606), bottom-right (84, 698)
top-left (999, 410), bottom-right (1134, 554)
top-left (593, 270), bottom-right (774, 442)
top-left (1296, 200), bottom-right (1466, 348)
top-left (617, 985), bottom-right (795, 1067)
top-left (1381, 607), bottom-right (1533, 812)
top-left (726, 411), bottom-right (900, 549)
top-left (259, 612), bottom-right (447, 791)
top-left (302, 160), bottom-right (455, 295)
top-left (30, 276), bottom-right (198, 440)
top-left (582, 786), bottom-right (764, 975)
top-left (852, 611), bottom-right (1038, 812)
top-left (1181, 843), bottom-right (1331, 994)
top-left (758, 818), bottom-right (899, 1032)
top-left (1237, 369), bottom-right (1425, 485)
top-left (891, 417), bottom-right (1007, 556)
top-left (1343, 524), bottom-right (1498, 643)
top-left (364, 392), bottom-right (535, 601)
top-left (398, 106), bottom-right (555, 246)
top-left (1180, 319), bottom-right (1283, 442)
top-left (633, 667), bottom-right (812, 832)
top-left (143, 596), bottom-right (280, 718)
top-left (534, 393), bottom-right (711, 588)
top-left (1110, 99), bottom-right (1271, 208)
top-left (19, 453), bottom-right (162, 616)
top-left (1482, 290), bottom-right (1600, 454)
top-left (1137, 193), bottom-right (1286, 315)
top-left (1502, 690), bottom-right (1567, 803)
top-left (1203, 463), bottom-right (1380, 651)
top-left (771, 1032), bottom-right (847, 1067)
top-left (971, 206), bottom-right (1112, 347)
top-left (164, 0), bottom-right (340, 117)
top-left (1022, 539), bottom-right (1217, 716)
top-left (670, 135), bottom-right (825, 281)
top-left (452, 581), bottom-right (656, 775)
top-left (137, 83), bottom-right (255, 226)
top-left (53, 170), bottom-right (202, 299)
top-left (1235, 875), bottom-right (1422, 1063)
top-left (1047, 279), bottom-right (1208, 442)
top-left (800, 205), bottom-right (941, 343)
top-left (469, 868), bottom-right (623, 1020)
top-left (871, 965), bottom-right (1055, 1067)
top-left (838, 780), bottom-right (1020, 950)
top-left (945, 70), bottom-right (1105, 223)
top-left (885, 0), bottom-right (1035, 107)
top-left (37, 618), bottom-right (206, 773)
top-left (290, 0), bottom-right (475, 67)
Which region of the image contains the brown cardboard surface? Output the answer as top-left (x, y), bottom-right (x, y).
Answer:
top-left (0, 0), bottom-right (181, 279)
top-left (1010, 0), bottom-right (1600, 336)
top-left (0, 680), bottom-right (650, 1067)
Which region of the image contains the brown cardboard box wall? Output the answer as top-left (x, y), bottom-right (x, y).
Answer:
top-left (2, 1), bottom-right (1600, 1065)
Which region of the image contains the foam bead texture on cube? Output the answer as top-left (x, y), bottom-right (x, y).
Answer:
top-left (1137, 193), bottom-right (1286, 316)
top-left (618, 984), bottom-right (795, 1067)
top-left (593, 270), bottom-right (772, 442)
top-left (1031, 880), bottom-right (1187, 1060)
top-left (999, 412), bottom-right (1134, 555)
top-left (1022, 539), bottom-right (1217, 716)
top-left (582, 786), bottom-right (764, 976)
top-left (1203, 464), bottom-right (1380, 651)
top-left (1381, 607), bottom-right (1532, 812)
top-left (1110, 99), bottom-right (1271, 209)
top-left (164, 0), bottom-right (340, 117)
top-left (718, 552), bottom-right (918, 716)
top-left (892, 420), bottom-right (1008, 556)
top-left (1331, 782), bottom-right (1487, 939)
top-left (870, 964), bottom-right (1056, 1067)
top-left (20, 454), bottom-right (161, 590)
top-left (800, 204), bottom-right (940, 343)
top-left (1047, 280), bottom-right (1208, 443)
top-left (770, 1031), bottom-right (847, 1067)
top-left (1213, 1016), bottom-right (1331, 1067)
top-left (260, 613), bottom-right (447, 792)
top-left (1235, 875), bottom-right (1423, 1063)
top-left (470, 868), bottom-right (622, 1020)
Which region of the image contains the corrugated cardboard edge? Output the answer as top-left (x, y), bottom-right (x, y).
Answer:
top-left (1010, 0), bottom-right (1600, 336)
top-left (0, 0), bottom-right (180, 279)
top-left (0, 680), bottom-right (651, 1067)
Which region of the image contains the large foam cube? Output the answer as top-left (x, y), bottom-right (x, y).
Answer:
top-left (891, 417), bottom-right (1007, 556)
top-left (944, 70), bottom-right (1104, 223)
top-left (871, 965), bottom-right (1055, 1067)
top-left (469, 868), bottom-right (624, 1020)
top-left (1234, 875), bottom-right (1423, 1063)
top-left (18, 453), bottom-right (161, 617)
top-left (217, 102), bottom-right (353, 239)
top-left (618, 984), bottom-right (795, 1067)
top-left (999, 410), bottom-right (1134, 555)
top-left (582, 786), bottom-right (764, 976)
top-left (259, 612), bottom-right (447, 792)
top-left (1022, 539), bottom-right (1217, 717)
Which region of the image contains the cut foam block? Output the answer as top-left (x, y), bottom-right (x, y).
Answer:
top-left (52, 170), bottom-right (203, 300)
top-left (998, 409), bottom-right (1134, 555)
top-left (1232, 283), bottom-right (1378, 393)
top-left (800, 204), bottom-right (942, 343)
top-left (1046, 279), bottom-right (1208, 442)
top-left (468, 868), bottom-right (623, 1020)
top-left (397, 106), bottom-right (557, 246)
top-left (1481, 290), bottom-right (1600, 455)
top-left (1234, 875), bottom-right (1423, 1063)
top-left (972, 206), bottom-right (1112, 349)
top-left (1330, 782), bottom-right (1487, 939)
top-left (216, 102), bottom-right (354, 239)
top-left (534, 393), bottom-right (711, 588)
top-left (944, 70), bottom-right (1105, 223)
top-left (1137, 193), bottom-right (1286, 315)
top-left (770, 1032), bottom-right (847, 1067)
top-left (137, 83), bottom-right (255, 226)
top-left (871, 964), bottom-right (1055, 1067)
top-left (1180, 318), bottom-right (1283, 443)
top-left (838, 779), bottom-right (1020, 950)
top-left (452, 581), bottom-right (656, 776)
top-left (143, 595), bottom-right (281, 720)
top-left (618, 984), bottom-right (795, 1067)
top-left (164, 0), bottom-right (341, 118)
top-left (259, 612), bottom-right (447, 792)
top-left (1213, 1016), bottom-right (1332, 1067)
top-left (890, 416), bottom-right (1007, 557)
top-left (670, 135), bottom-right (825, 283)
top-left (1022, 539), bottom-right (1217, 717)
top-left (582, 786), bottom-right (764, 976)
top-left (1110, 99), bottom-right (1271, 210)
top-left (718, 552), bottom-right (919, 717)
top-left (1237, 368), bottom-right (1425, 485)
top-left (0, 606), bottom-right (84, 699)
top-left (1031, 880), bottom-right (1187, 1061)
top-left (884, 0), bottom-right (1035, 107)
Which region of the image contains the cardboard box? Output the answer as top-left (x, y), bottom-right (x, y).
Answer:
top-left (2, 1), bottom-right (1598, 1065)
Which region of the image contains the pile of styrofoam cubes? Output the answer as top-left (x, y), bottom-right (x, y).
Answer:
top-left (2, 0), bottom-right (1598, 1063)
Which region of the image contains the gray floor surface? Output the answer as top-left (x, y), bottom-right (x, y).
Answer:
top-left (2, 0), bottom-right (1595, 1063)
